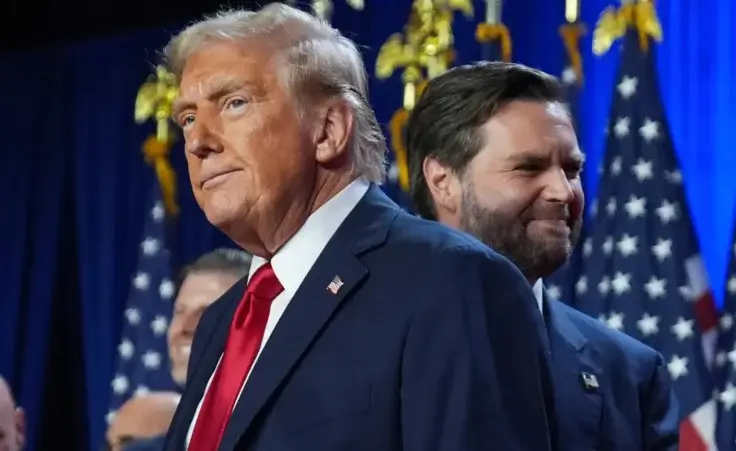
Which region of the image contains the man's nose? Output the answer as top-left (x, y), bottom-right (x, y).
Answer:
top-left (541, 168), bottom-right (575, 204)
top-left (185, 119), bottom-right (224, 158)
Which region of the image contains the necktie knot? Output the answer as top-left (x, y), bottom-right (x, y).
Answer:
top-left (248, 262), bottom-right (283, 300)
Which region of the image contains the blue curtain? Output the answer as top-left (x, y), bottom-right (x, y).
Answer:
top-left (0, 1), bottom-right (732, 450)
top-left (0, 50), bottom-right (76, 451)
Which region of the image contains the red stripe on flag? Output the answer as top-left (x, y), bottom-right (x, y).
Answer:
top-left (679, 418), bottom-right (708, 451)
top-left (694, 290), bottom-right (719, 332)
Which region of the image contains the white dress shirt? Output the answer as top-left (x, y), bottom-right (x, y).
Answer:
top-left (532, 279), bottom-right (544, 315)
top-left (185, 179), bottom-right (370, 448)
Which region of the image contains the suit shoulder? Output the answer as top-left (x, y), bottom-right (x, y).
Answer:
top-left (556, 301), bottom-right (663, 372)
top-left (386, 211), bottom-right (509, 265)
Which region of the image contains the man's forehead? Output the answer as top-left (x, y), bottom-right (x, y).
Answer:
top-left (544, 101), bottom-right (569, 119)
top-left (180, 40), bottom-right (270, 82)
top-left (176, 271), bottom-right (241, 300)
top-left (490, 99), bottom-right (570, 125)
top-left (477, 103), bottom-right (580, 160)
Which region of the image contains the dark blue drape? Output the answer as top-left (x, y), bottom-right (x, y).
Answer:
top-left (0, 50), bottom-right (75, 451)
top-left (0, 1), bottom-right (732, 450)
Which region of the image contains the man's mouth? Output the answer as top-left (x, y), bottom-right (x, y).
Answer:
top-left (173, 344), bottom-right (191, 360)
top-left (201, 169), bottom-right (238, 189)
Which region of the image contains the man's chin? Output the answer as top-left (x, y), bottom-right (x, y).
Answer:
top-left (170, 362), bottom-right (187, 386)
top-left (540, 248), bottom-right (572, 273)
top-left (172, 372), bottom-right (186, 388)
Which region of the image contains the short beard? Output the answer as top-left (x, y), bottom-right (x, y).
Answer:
top-left (459, 188), bottom-right (581, 281)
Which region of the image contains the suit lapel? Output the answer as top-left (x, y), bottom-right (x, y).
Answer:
top-left (546, 291), bottom-right (603, 450)
top-left (164, 279), bottom-right (245, 451)
top-left (217, 185), bottom-right (399, 451)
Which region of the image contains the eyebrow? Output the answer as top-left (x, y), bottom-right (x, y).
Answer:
top-left (508, 150), bottom-right (586, 165)
top-left (171, 78), bottom-right (253, 119)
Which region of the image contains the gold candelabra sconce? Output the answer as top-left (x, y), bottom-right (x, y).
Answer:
top-left (377, 0), bottom-right (472, 193)
top-left (134, 65), bottom-right (180, 215)
top-left (377, 0), bottom-right (472, 110)
top-left (593, 0), bottom-right (662, 56)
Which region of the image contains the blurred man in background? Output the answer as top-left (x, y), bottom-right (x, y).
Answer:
top-left (113, 249), bottom-right (252, 451)
top-left (406, 61), bottom-right (678, 450)
top-left (0, 377), bottom-right (25, 451)
top-left (167, 249), bottom-right (252, 388)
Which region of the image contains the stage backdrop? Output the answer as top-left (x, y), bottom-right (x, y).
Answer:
top-left (0, 0), bottom-right (732, 449)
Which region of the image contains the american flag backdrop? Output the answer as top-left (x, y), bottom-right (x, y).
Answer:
top-left (714, 228), bottom-right (736, 449)
top-left (106, 183), bottom-right (177, 425)
top-left (572, 28), bottom-right (719, 449)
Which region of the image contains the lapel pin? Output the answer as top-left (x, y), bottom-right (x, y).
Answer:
top-left (326, 275), bottom-right (344, 295)
top-left (581, 372), bottom-right (600, 392)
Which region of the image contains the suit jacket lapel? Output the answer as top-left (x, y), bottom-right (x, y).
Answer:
top-left (164, 279), bottom-right (246, 451)
top-left (545, 290), bottom-right (603, 450)
top-left (218, 185), bottom-right (399, 451)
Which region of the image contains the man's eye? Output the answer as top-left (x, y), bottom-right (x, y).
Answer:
top-left (567, 165), bottom-right (583, 176)
top-left (180, 115), bottom-right (195, 128)
top-left (517, 164), bottom-right (542, 172)
top-left (226, 98), bottom-right (247, 109)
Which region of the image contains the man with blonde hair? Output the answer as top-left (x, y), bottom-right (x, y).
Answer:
top-left (162, 3), bottom-right (554, 451)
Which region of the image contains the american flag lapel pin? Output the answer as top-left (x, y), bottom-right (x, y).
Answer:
top-left (580, 372), bottom-right (599, 392)
top-left (326, 275), bottom-right (344, 295)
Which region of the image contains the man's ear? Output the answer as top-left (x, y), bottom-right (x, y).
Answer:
top-left (423, 157), bottom-right (461, 217)
top-left (314, 99), bottom-right (354, 167)
top-left (16, 407), bottom-right (26, 449)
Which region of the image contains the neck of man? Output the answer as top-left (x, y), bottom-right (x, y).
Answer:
top-left (235, 169), bottom-right (356, 258)
top-left (523, 266), bottom-right (549, 287)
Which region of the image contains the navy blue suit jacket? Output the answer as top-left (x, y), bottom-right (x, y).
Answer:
top-left (163, 185), bottom-right (554, 451)
top-left (545, 290), bottom-right (679, 450)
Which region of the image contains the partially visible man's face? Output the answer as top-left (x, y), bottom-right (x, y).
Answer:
top-left (0, 380), bottom-right (23, 451)
top-left (174, 39), bottom-right (315, 241)
top-left (167, 271), bottom-right (241, 385)
top-left (459, 100), bottom-right (585, 280)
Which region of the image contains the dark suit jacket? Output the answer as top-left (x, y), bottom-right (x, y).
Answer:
top-left (545, 290), bottom-right (679, 450)
top-left (164, 185), bottom-right (554, 451)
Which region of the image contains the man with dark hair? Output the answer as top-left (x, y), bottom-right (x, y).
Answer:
top-left (407, 61), bottom-right (679, 450)
top-left (120, 249), bottom-right (252, 451)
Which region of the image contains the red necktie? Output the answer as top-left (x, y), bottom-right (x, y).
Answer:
top-left (188, 263), bottom-right (283, 451)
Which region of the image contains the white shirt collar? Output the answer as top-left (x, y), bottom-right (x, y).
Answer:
top-left (248, 179), bottom-right (370, 293)
top-left (532, 279), bottom-right (544, 314)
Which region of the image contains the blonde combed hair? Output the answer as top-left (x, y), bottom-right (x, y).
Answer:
top-left (163, 3), bottom-right (387, 183)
